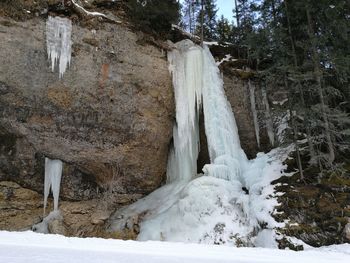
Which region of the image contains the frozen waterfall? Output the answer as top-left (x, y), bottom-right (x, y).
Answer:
top-left (108, 40), bottom-right (289, 247)
top-left (201, 45), bottom-right (248, 183)
top-left (46, 16), bottom-right (72, 78)
top-left (166, 42), bottom-right (203, 183)
top-left (44, 158), bottom-right (63, 215)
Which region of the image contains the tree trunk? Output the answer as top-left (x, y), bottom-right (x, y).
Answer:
top-left (284, 0), bottom-right (316, 163)
top-left (200, 0), bottom-right (204, 46)
top-left (234, 0), bottom-right (240, 27)
top-left (285, 77), bottom-right (304, 180)
top-left (271, 0), bottom-right (277, 22)
top-left (306, 6), bottom-right (335, 164)
top-left (189, 1), bottom-right (192, 34)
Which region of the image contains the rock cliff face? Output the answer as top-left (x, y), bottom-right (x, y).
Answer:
top-left (0, 6), bottom-right (174, 234)
top-left (0, 7), bottom-right (278, 235)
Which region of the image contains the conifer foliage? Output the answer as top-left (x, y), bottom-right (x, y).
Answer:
top-left (237, 0), bottom-right (350, 168)
top-left (177, 0), bottom-right (349, 169)
top-left (126, 0), bottom-right (180, 34)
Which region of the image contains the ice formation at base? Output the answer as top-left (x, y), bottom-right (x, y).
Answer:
top-left (46, 16), bottom-right (72, 78)
top-left (109, 40), bottom-right (290, 247)
top-left (44, 158), bottom-right (63, 214)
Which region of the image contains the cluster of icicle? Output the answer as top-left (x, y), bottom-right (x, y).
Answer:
top-left (32, 158), bottom-right (63, 234)
top-left (46, 16), bottom-right (72, 78)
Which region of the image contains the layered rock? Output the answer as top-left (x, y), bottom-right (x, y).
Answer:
top-left (0, 9), bottom-right (174, 235)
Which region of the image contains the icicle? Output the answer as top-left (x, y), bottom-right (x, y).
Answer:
top-left (249, 80), bottom-right (260, 148)
top-left (44, 158), bottom-right (63, 215)
top-left (46, 16), bottom-right (72, 78)
top-left (262, 87), bottom-right (275, 147)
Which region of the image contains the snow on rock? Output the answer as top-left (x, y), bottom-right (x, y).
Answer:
top-left (171, 24), bottom-right (200, 41)
top-left (216, 54), bottom-right (235, 66)
top-left (46, 16), bottom-right (72, 78)
top-left (109, 40), bottom-right (293, 247)
top-left (71, 0), bottom-right (107, 18)
top-left (276, 112), bottom-right (290, 144)
top-left (0, 231), bottom-right (349, 263)
top-left (272, 98), bottom-right (288, 106)
top-left (32, 211), bottom-right (62, 234)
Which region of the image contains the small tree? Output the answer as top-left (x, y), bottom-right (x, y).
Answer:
top-left (126, 0), bottom-right (180, 35)
top-left (195, 0), bottom-right (218, 40)
top-left (216, 15), bottom-right (233, 43)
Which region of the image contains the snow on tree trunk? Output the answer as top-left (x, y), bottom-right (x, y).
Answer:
top-left (46, 16), bottom-right (72, 78)
top-left (262, 87), bottom-right (275, 147)
top-left (249, 80), bottom-right (260, 148)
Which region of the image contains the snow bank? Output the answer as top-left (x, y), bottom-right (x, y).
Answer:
top-left (0, 231), bottom-right (349, 263)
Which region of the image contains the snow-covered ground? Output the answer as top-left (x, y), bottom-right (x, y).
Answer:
top-left (0, 231), bottom-right (349, 263)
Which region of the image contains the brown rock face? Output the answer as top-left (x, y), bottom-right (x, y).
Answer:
top-left (0, 14), bottom-right (174, 234)
top-left (0, 181), bottom-right (42, 231)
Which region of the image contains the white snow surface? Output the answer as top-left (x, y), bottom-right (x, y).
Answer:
top-left (109, 41), bottom-right (292, 247)
top-left (0, 231), bottom-right (349, 263)
top-left (46, 16), bottom-right (72, 78)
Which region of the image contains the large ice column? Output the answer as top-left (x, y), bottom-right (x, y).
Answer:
top-left (46, 16), bottom-right (72, 78)
top-left (201, 46), bottom-right (248, 183)
top-left (109, 40), bottom-right (286, 247)
top-left (166, 40), bottom-right (203, 183)
top-left (44, 158), bottom-right (63, 215)
top-left (249, 80), bottom-right (260, 148)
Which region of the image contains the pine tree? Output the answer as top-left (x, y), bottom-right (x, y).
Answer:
top-left (126, 0), bottom-right (180, 34)
top-left (196, 0), bottom-right (218, 40)
top-left (181, 0), bottom-right (201, 34)
top-left (216, 15), bottom-right (232, 43)
top-left (245, 0), bottom-right (350, 168)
